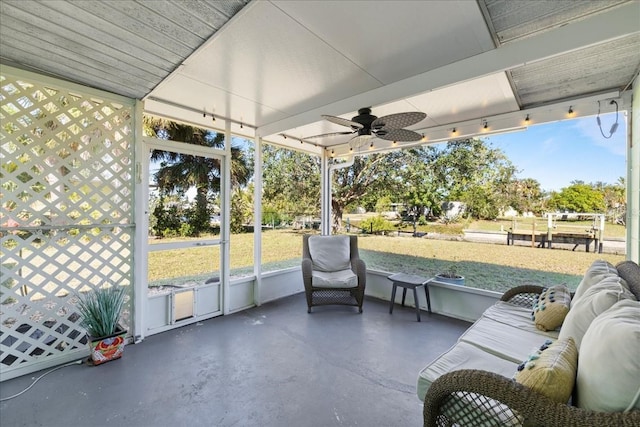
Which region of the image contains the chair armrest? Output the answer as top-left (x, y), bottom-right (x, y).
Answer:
top-left (353, 258), bottom-right (366, 289)
top-left (302, 258), bottom-right (313, 289)
top-left (423, 369), bottom-right (640, 427)
top-left (500, 285), bottom-right (545, 307)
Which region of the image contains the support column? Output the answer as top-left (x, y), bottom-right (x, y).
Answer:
top-left (253, 135), bottom-right (263, 306)
top-left (320, 151), bottom-right (331, 235)
top-left (627, 79), bottom-right (640, 263)
top-left (222, 121), bottom-right (232, 314)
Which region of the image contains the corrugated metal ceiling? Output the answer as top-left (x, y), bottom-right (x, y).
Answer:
top-left (481, 0), bottom-right (630, 44)
top-left (0, 0), bottom-right (250, 99)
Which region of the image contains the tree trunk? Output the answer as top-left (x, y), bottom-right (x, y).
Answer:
top-left (331, 199), bottom-right (343, 234)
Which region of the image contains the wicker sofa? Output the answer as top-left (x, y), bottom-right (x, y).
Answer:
top-left (419, 260), bottom-right (640, 427)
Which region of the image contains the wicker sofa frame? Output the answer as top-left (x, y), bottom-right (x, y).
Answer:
top-left (423, 284), bottom-right (640, 427)
top-left (301, 235), bottom-right (366, 313)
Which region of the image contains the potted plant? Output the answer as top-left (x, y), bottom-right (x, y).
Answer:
top-left (75, 286), bottom-right (127, 365)
top-left (435, 263), bottom-right (465, 286)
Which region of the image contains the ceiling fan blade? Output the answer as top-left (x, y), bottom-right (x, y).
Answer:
top-left (305, 131), bottom-right (354, 139)
top-left (322, 115), bottom-right (364, 129)
top-left (348, 134), bottom-right (374, 149)
top-left (372, 112), bottom-right (426, 130)
top-left (376, 128), bottom-right (423, 142)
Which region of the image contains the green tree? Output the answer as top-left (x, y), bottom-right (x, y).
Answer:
top-left (431, 139), bottom-right (517, 219)
top-left (262, 144), bottom-right (321, 219)
top-left (144, 117), bottom-right (251, 235)
top-left (548, 183), bottom-right (606, 213)
top-left (506, 178), bottom-right (545, 215)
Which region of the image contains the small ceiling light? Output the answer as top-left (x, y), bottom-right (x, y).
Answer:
top-left (331, 149), bottom-right (335, 156)
top-left (369, 142), bottom-right (374, 149)
top-left (568, 106), bottom-right (574, 116)
top-left (349, 147), bottom-right (353, 152)
top-left (392, 141), bottom-right (397, 146)
top-left (300, 139), bottom-right (303, 144)
top-left (203, 112), bottom-right (206, 118)
top-left (211, 115), bottom-right (216, 122)
top-left (483, 121), bottom-right (488, 130)
top-left (451, 128), bottom-right (457, 135)
top-left (525, 114), bottom-right (530, 123)
top-left (421, 134), bottom-right (427, 142)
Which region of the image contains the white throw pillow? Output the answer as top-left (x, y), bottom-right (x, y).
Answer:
top-left (308, 235), bottom-right (351, 272)
top-left (576, 299), bottom-right (640, 412)
top-left (572, 260), bottom-right (617, 305)
top-left (558, 276), bottom-right (635, 349)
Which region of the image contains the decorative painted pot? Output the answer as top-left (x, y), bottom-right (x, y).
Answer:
top-left (88, 326), bottom-right (126, 365)
top-left (435, 274), bottom-right (465, 286)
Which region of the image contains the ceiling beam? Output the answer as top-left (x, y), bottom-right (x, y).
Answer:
top-left (257, 1), bottom-right (639, 138)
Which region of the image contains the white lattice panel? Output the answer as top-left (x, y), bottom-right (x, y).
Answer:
top-left (0, 70), bottom-right (134, 378)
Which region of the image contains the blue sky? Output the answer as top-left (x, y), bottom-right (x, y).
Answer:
top-left (486, 112), bottom-right (626, 192)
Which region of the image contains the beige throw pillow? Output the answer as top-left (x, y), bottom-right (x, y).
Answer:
top-left (576, 300), bottom-right (640, 412)
top-left (514, 338), bottom-right (578, 404)
top-left (532, 285), bottom-right (571, 331)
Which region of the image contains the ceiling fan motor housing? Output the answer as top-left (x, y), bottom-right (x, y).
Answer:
top-left (353, 107), bottom-right (382, 135)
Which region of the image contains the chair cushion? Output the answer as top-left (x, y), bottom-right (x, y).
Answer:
top-left (558, 276), bottom-right (636, 349)
top-left (616, 260), bottom-right (640, 300)
top-left (572, 259), bottom-right (617, 305)
top-left (514, 337), bottom-right (578, 404)
top-left (311, 269), bottom-right (357, 288)
top-left (576, 299), bottom-right (640, 412)
top-left (532, 285), bottom-right (571, 332)
top-left (308, 235), bottom-right (351, 272)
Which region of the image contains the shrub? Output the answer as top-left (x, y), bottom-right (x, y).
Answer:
top-left (360, 216), bottom-right (394, 234)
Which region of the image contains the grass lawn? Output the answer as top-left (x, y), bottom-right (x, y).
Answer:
top-left (148, 229), bottom-right (625, 294)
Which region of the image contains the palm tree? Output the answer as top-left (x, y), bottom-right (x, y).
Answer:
top-left (144, 117), bottom-right (251, 234)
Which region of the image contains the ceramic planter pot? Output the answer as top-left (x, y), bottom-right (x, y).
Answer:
top-left (88, 325), bottom-right (126, 365)
top-left (435, 274), bottom-right (465, 286)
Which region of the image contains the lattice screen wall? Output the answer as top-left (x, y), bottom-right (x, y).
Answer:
top-left (0, 69), bottom-right (135, 379)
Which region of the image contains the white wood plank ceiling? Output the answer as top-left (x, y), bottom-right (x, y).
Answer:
top-left (1, 0), bottom-right (639, 156)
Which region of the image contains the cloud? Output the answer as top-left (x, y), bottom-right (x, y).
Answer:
top-left (572, 114), bottom-right (626, 156)
top-left (540, 137), bottom-right (557, 154)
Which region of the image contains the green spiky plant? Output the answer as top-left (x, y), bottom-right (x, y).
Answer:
top-left (76, 286), bottom-right (126, 338)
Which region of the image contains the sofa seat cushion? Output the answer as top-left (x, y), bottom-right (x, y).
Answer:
top-left (308, 235), bottom-right (351, 272)
top-left (417, 341), bottom-right (518, 402)
top-left (483, 301), bottom-right (548, 334)
top-left (576, 299), bottom-right (640, 412)
top-left (558, 276), bottom-right (636, 349)
top-left (311, 269), bottom-right (357, 288)
top-left (514, 337), bottom-right (578, 404)
top-left (459, 316), bottom-right (558, 363)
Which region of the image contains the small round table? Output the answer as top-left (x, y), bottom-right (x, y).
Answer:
top-left (387, 273), bottom-right (432, 322)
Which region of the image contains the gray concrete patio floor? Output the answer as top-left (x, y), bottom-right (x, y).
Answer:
top-left (0, 293), bottom-right (470, 427)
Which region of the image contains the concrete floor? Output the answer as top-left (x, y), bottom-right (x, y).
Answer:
top-left (0, 293), bottom-right (470, 427)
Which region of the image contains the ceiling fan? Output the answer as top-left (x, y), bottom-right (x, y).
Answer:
top-left (307, 107), bottom-right (426, 149)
